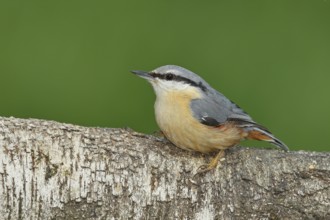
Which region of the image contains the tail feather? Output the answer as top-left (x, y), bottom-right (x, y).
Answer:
top-left (246, 127), bottom-right (289, 151)
top-left (228, 118), bottom-right (289, 151)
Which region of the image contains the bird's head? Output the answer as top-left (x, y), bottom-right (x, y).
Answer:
top-left (131, 65), bottom-right (208, 97)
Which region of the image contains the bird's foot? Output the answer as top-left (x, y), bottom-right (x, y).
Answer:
top-left (194, 150), bottom-right (225, 177)
top-left (153, 130), bottom-right (165, 137)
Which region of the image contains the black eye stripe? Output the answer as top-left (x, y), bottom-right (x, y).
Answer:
top-left (165, 73), bottom-right (174, 80)
top-left (149, 72), bottom-right (207, 92)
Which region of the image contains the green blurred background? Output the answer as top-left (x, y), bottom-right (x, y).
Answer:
top-left (1, 1), bottom-right (329, 151)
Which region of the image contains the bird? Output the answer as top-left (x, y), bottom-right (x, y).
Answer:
top-left (131, 65), bottom-right (288, 173)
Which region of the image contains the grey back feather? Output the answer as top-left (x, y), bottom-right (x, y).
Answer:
top-left (191, 88), bottom-right (254, 125)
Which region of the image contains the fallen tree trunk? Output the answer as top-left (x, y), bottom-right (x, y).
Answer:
top-left (0, 117), bottom-right (329, 219)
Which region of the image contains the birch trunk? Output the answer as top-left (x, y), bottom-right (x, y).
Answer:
top-left (0, 117), bottom-right (329, 219)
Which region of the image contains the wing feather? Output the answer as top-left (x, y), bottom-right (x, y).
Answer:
top-left (190, 89), bottom-right (253, 126)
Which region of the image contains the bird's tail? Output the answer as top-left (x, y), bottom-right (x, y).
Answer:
top-left (228, 118), bottom-right (289, 151)
top-left (245, 125), bottom-right (289, 151)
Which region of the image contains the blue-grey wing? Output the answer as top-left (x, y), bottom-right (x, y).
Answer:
top-left (190, 90), bottom-right (253, 126)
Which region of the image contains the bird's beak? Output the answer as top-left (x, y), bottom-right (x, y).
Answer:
top-left (131, 70), bottom-right (152, 80)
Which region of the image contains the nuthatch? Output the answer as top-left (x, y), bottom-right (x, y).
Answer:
top-left (131, 65), bottom-right (288, 173)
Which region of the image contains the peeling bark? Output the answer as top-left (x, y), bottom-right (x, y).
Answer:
top-left (0, 117), bottom-right (329, 220)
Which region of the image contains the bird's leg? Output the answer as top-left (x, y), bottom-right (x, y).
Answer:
top-left (195, 149), bottom-right (225, 175)
top-left (153, 130), bottom-right (165, 137)
top-left (152, 130), bottom-right (172, 144)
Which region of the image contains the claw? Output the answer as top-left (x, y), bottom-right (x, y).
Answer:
top-left (194, 150), bottom-right (225, 177)
top-left (196, 164), bottom-right (208, 173)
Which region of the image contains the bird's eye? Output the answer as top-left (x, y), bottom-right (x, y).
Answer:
top-left (165, 73), bottom-right (174, 80)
